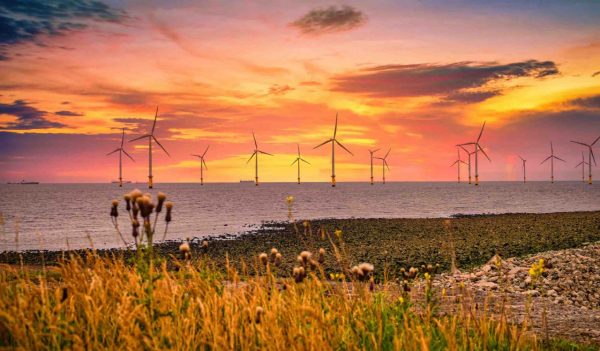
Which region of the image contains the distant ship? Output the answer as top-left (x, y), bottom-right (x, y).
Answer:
top-left (7, 180), bottom-right (39, 185)
top-left (240, 180), bottom-right (255, 184)
top-left (111, 180), bottom-right (132, 184)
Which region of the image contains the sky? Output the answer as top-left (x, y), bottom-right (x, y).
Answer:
top-left (1, 0), bottom-right (600, 183)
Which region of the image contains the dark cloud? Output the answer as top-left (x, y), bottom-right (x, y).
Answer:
top-left (290, 5), bottom-right (366, 35)
top-left (0, 100), bottom-right (66, 129)
top-left (268, 84), bottom-right (294, 96)
top-left (442, 90), bottom-right (502, 104)
top-left (570, 95), bottom-right (600, 108)
top-left (331, 60), bottom-right (559, 98)
top-left (592, 71), bottom-right (600, 77)
top-left (55, 110), bottom-right (83, 116)
top-left (0, 0), bottom-right (127, 59)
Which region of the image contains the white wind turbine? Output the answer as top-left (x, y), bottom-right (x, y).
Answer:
top-left (129, 106), bottom-right (170, 189)
top-left (570, 135), bottom-right (599, 185)
top-left (191, 145), bottom-right (209, 186)
top-left (247, 132), bottom-right (273, 186)
top-left (375, 148), bottom-right (391, 184)
top-left (106, 127), bottom-right (135, 187)
top-left (368, 148), bottom-right (380, 185)
top-left (450, 146), bottom-right (467, 183)
top-left (291, 144), bottom-right (310, 184)
top-left (540, 142), bottom-right (565, 183)
top-left (314, 113), bottom-right (353, 187)
top-left (458, 122), bottom-right (491, 186)
top-left (575, 151), bottom-right (589, 183)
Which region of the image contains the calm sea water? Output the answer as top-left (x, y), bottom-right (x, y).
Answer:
top-left (1, 182), bottom-right (599, 251)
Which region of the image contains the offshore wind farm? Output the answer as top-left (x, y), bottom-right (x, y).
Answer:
top-left (2, 1), bottom-right (600, 349)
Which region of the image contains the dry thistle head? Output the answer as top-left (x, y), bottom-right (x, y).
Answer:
top-left (270, 248), bottom-right (279, 262)
top-left (179, 242), bottom-right (190, 253)
top-left (318, 248), bottom-right (325, 263)
top-left (274, 252), bottom-right (282, 267)
top-left (309, 259), bottom-right (318, 270)
top-left (110, 199), bottom-right (119, 217)
top-left (131, 219), bottom-right (140, 238)
top-left (259, 253), bottom-right (268, 266)
top-left (156, 192), bottom-right (166, 213)
top-left (285, 195), bottom-right (294, 206)
top-left (351, 265), bottom-right (362, 279)
top-left (299, 251), bottom-right (312, 265)
top-left (124, 194), bottom-right (131, 211)
top-left (201, 240), bottom-right (209, 249)
top-left (303, 220), bottom-right (309, 228)
top-left (293, 266), bottom-right (306, 283)
top-left (129, 189), bottom-right (143, 202)
top-left (358, 262), bottom-right (374, 276)
top-left (165, 201), bottom-right (173, 223)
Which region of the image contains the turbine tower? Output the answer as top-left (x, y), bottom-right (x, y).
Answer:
top-left (518, 156), bottom-right (527, 183)
top-left (106, 127), bottom-right (135, 187)
top-left (575, 151), bottom-right (589, 183)
top-left (314, 113), bottom-right (353, 187)
top-left (450, 147), bottom-right (467, 183)
top-left (570, 135), bottom-right (599, 184)
top-left (540, 142), bottom-right (565, 183)
top-left (375, 148), bottom-right (391, 184)
top-left (368, 148), bottom-right (380, 185)
top-left (191, 145), bottom-right (209, 186)
top-left (247, 132), bottom-right (273, 186)
top-left (458, 122), bottom-right (490, 186)
top-left (130, 106), bottom-right (170, 189)
top-left (459, 145), bottom-right (475, 184)
top-left (291, 144), bottom-right (310, 184)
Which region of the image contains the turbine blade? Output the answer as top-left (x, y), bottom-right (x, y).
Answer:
top-left (202, 145), bottom-right (210, 157)
top-left (291, 158), bottom-right (299, 166)
top-left (129, 134), bottom-right (150, 142)
top-left (247, 151), bottom-right (256, 163)
top-left (384, 160), bottom-right (390, 171)
top-left (123, 150), bottom-right (135, 162)
top-left (106, 148), bottom-right (120, 156)
top-left (335, 140), bottom-right (353, 155)
top-left (333, 112), bottom-right (338, 138)
top-left (458, 142), bottom-right (475, 147)
top-left (591, 149), bottom-right (596, 166)
top-left (301, 158), bottom-right (311, 165)
top-left (258, 150), bottom-right (274, 156)
top-left (314, 139), bottom-right (332, 149)
top-left (477, 121), bottom-right (486, 142)
top-left (202, 159), bottom-right (208, 170)
top-left (540, 156), bottom-right (551, 164)
top-left (120, 129), bottom-right (125, 147)
top-left (554, 156), bottom-right (566, 162)
top-left (570, 141), bottom-right (588, 147)
top-left (252, 132), bottom-right (257, 148)
top-left (384, 148), bottom-right (391, 158)
top-left (191, 154), bottom-right (202, 157)
top-left (518, 155), bottom-right (525, 161)
top-left (575, 162), bottom-right (583, 168)
top-left (297, 144), bottom-right (300, 156)
top-left (592, 135), bottom-right (600, 146)
top-left (459, 144), bottom-right (471, 153)
top-left (478, 144), bottom-right (491, 162)
top-left (460, 160), bottom-right (468, 165)
top-left (151, 106), bottom-right (159, 133)
top-left (153, 136), bottom-right (170, 157)
top-left (550, 141), bottom-right (553, 154)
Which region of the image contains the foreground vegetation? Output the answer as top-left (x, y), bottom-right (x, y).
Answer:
top-left (0, 192), bottom-right (598, 349)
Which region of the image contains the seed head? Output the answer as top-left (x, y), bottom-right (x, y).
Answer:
top-left (179, 242), bottom-right (190, 253)
top-left (293, 266), bottom-right (306, 283)
top-left (201, 240), bottom-right (209, 249)
top-left (165, 201), bottom-right (173, 223)
top-left (299, 251), bottom-right (312, 265)
top-left (285, 195), bottom-right (294, 205)
top-left (255, 306), bottom-right (264, 323)
top-left (318, 248), bottom-right (325, 264)
top-left (270, 248), bottom-right (278, 262)
top-left (259, 253), bottom-right (268, 266)
top-left (124, 194), bottom-right (131, 211)
top-left (274, 253), bottom-right (282, 267)
top-left (358, 263), bottom-right (374, 276)
top-left (110, 199), bottom-right (119, 217)
top-left (156, 192), bottom-right (166, 213)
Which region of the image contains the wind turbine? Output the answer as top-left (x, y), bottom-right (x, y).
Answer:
top-left (314, 113), bottom-right (353, 187)
top-left (458, 122), bottom-right (491, 186)
top-left (130, 106), bottom-right (170, 189)
top-left (106, 127), bottom-right (135, 187)
top-left (518, 156), bottom-right (527, 183)
top-left (450, 147), bottom-right (467, 183)
top-left (247, 132), bottom-right (273, 186)
top-left (540, 142), bottom-right (565, 183)
top-left (570, 135), bottom-right (599, 184)
top-left (290, 144), bottom-right (310, 184)
top-left (191, 145), bottom-right (209, 185)
top-left (375, 148), bottom-right (391, 184)
top-left (459, 145), bottom-right (475, 184)
top-left (575, 151), bottom-right (589, 183)
top-left (368, 148), bottom-right (380, 185)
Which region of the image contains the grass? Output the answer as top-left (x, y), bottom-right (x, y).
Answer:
top-left (0, 253), bottom-right (555, 350)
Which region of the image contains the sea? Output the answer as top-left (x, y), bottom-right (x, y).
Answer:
top-left (1, 182), bottom-right (599, 251)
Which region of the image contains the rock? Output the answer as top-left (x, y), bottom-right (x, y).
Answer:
top-left (524, 290), bottom-right (540, 297)
top-left (476, 281), bottom-right (498, 290)
top-left (546, 289), bottom-right (557, 297)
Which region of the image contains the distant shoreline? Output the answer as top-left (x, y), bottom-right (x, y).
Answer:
top-left (2, 211), bottom-right (599, 275)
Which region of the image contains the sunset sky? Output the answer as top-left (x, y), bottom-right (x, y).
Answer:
top-left (1, 0), bottom-right (600, 183)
